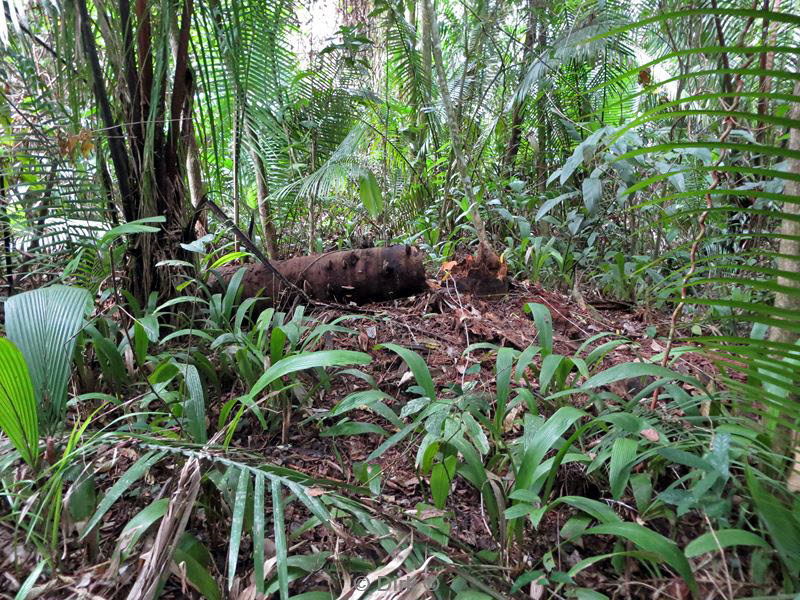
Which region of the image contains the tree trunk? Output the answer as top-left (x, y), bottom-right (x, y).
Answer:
top-left (421, 0), bottom-right (492, 256)
top-left (770, 80), bottom-right (800, 491)
top-left (536, 14), bottom-right (547, 194)
top-left (418, 0), bottom-right (432, 153)
top-left (0, 175), bottom-right (13, 294)
top-left (250, 142), bottom-right (280, 259)
top-left (211, 245), bottom-right (427, 306)
top-left (769, 82), bottom-right (800, 345)
top-left (504, 0), bottom-right (537, 172)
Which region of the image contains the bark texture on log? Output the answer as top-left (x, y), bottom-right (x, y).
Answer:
top-left (211, 245), bottom-right (427, 305)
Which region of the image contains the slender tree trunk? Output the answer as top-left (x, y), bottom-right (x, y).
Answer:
top-left (422, 0), bottom-right (494, 256)
top-left (76, 0), bottom-right (137, 222)
top-left (418, 0), bottom-right (432, 153)
top-left (0, 174), bottom-right (14, 294)
top-left (169, 16), bottom-right (206, 216)
top-left (504, 0), bottom-right (537, 172)
top-left (249, 140), bottom-right (280, 259)
top-left (536, 14), bottom-right (548, 194)
top-left (770, 81), bottom-right (800, 491)
top-left (770, 82), bottom-right (800, 345)
top-left (757, 0), bottom-right (781, 146)
top-left (232, 103), bottom-right (241, 253)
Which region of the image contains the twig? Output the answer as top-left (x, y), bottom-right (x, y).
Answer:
top-left (198, 195), bottom-right (313, 306)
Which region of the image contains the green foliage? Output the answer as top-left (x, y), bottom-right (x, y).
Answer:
top-left (0, 338), bottom-right (39, 469)
top-left (3, 0), bottom-right (800, 596)
top-left (4, 285), bottom-right (91, 434)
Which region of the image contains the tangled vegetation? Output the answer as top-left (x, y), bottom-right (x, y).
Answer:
top-left (1, 0), bottom-right (800, 598)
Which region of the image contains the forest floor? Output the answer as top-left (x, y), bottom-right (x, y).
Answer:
top-left (0, 272), bottom-right (731, 599)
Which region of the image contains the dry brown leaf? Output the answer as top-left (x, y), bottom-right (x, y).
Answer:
top-left (640, 428), bottom-right (660, 442)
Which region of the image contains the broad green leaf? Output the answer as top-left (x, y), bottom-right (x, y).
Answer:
top-left (495, 347), bottom-right (514, 431)
top-left (272, 478), bottom-right (289, 600)
top-left (253, 473), bottom-right (266, 594)
top-left (115, 498), bottom-right (169, 557)
top-left (609, 438), bottom-right (639, 500)
top-left (684, 529), bottom-right (769, 558)
top-left (227, 468), bottom-right (249, 589)
top-left (223, 267), bottom-right (247, 320)
top-left (99, 216), bottom-right (165, 247)
top-left (14, 559), bottom-right (46, 600)
top-left (330, 389), bottom-right (402, 427)
top-left (133, 322), bottom-right (148, 365)
top-left (209, 252), bottom-right (251, 270)
top-left (5, 285), bottom-right (91, 432)
top-left (535, 191), bottom-right (579, 221)
top-left (248, 350), bottom-right (371, 399)
top-left (539, 354), bottom-right (564, 394)
top-left (582, 363), bottom-right (701, 390)
top-left (515, 344), bottom-right (541, 383)
top-left (582, 177), bottom-right (602, 214)
top-left (359, 170), bottom-right (383, 218)
top-left (515, 407), bottom-right (585, 494)
top-left (525, 303), bottom-right (553, 356)
top-left (85, 324), bottom-right (128, 387)
top-left (431, 455), bottom-right (456, 509)
top-left (378, 343), bottom-right (436, 401)
top-left (746, 467), bottom-right (800, 566)
top-left (550, 496), bottom-right (622, 524)
top-left (586, 523), bottom-right (696, 595)
top-left (179, 364), bottom-right (207, 444)
top-left (321, 420), bottom-right (388, 437)
top-left (0, 338), bottom-right (39, 468)
top-left (175, 537), bottom-right (221, 600)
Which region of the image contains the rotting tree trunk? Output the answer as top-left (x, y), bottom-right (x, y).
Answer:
top-left (210, 245), bottom-right (427, 306)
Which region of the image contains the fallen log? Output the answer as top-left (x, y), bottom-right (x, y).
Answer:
top-left (210, 244), bottom-right (428, 305)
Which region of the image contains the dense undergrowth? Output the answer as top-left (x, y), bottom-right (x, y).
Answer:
top-left (0, 248), bottom-right (798, 598)
top-left (2, 0), bottom-right (800, 598)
